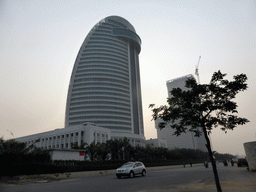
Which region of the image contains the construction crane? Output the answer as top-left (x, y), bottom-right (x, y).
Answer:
top-left (195, 56), bottom-right (201, 84)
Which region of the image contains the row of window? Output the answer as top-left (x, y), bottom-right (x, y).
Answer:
top-left (69, 105), bottom-right (130, 112)
top-left (82, 50), bottom-right (128, 63)
top-left (78, 60), bottom-right (128, 71)
top-left (82, 52), bottom-right (128, 63)
top-left (80, 64), bottom-right (127, 74)
top-left (101, 21), bottom-right (119, 28)
top-left (90, 34), bottom-right (128, 52)
top-left (83, 49), bottom-right (128, 60)
top-left (69, 122), bottom-right (132, 129)
top-left (89, 36), bottom-right (127, 49)
top-left (24, 130), bottom-right (112, 149)
top-left (69, 120), bottom-right (131, 126)
top-left (71, 86), bottom-right (130, 95)
top-left (39, 141), bottom-right (83, 150)
top-left (94, 29), bottom-right (111, 34)
top-left (87, 41), bottom-right (127, 52)
top-left (74, 73), bottom-right (129, 82)
top-left (70, 96), bottom-right (130, 103)
top-left (73, 78), bottom-right (129, 86)
top-left (104, 126), bottom-right (131, 130)
top-left (77, 62), bottom-right (128, 72)
top-left (72, 82), bottom-right (129, 90)
top-left (69, 115), bottom-right (131, 121)
top-left (91, 32), bottom-right (126, 43)
top-left (71, 91), bottom-right (130, 99)
top-left (98, 25), bottom-right (112, 30)
top-left (69, 100), bottom-right (130, 108)
top-left (84, 44), bottom-right (128, 55)
top-left (24, 132), bottom-right (84, 146)
top-left (80, 56), bottom-right (128, 66)
top-left (69, 110), bottom-right (130, 117)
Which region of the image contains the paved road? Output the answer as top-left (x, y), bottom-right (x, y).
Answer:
top-left (1, 164), bottom-right (256, 192)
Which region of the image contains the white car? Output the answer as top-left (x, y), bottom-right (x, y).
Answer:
top-left (116, 161), bottom-right (146, 178)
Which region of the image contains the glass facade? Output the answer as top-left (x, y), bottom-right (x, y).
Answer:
top-left (65, 16), bottom-right (144, 137)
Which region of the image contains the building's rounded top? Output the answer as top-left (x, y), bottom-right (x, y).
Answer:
top-left (97, 15), bottom-right (141, 53)
top-left (103, 15), bottom-right (136, 32)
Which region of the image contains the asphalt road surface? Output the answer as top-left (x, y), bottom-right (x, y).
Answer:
top-left (1, 164), bottom-right (256, 192)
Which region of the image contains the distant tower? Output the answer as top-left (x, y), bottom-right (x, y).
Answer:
top-left (65, 16), bottom-right (144, 142)
top-left (195, 56), bottom-right (201, 84)
top-left (156, 75), bottom-right (207, 151)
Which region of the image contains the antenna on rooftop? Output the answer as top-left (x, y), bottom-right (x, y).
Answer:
top-left (195, 56), bottom-right (201, 84)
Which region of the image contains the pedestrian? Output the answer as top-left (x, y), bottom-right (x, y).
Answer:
top-left (231, 159), bottom-right (234, 166)
top-left (204, 161), bottom-right (208, 168)
top-left (223, 160), bottom-right (228, 166)
top-left (189, 162), bottom-right (192, 167)
top-left (183, 162), bottom-right (186, 168)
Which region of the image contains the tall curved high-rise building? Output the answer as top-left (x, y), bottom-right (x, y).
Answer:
top-left (65, 16), bottom-right (144, 141)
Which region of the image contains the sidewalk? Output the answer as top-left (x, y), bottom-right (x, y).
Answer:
top-left (177, 164), bottom-right (256, 192)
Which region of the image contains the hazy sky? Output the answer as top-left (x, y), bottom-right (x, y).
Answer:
top-left (1, 0), bottom-right (255, 156)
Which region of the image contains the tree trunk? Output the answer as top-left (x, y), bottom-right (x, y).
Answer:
top-left (202, 126), bottom-right (222, 192)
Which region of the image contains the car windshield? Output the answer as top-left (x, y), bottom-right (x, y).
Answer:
top-left (121, 163), bottom-right (134, 168)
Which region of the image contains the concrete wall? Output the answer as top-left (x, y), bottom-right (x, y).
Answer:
top-left (244, 141), bottom-right (256, 171)
top-left (145, 138), bottom-right (167, 148)
top-left (49, 149), bottom-right (85, 161)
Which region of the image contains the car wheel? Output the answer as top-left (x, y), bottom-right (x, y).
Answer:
top-left (129, 171), bottom-right (134, 178)
top-left (141, 170), bottom-right (146, 176)
top-left (117, 175), bottom-right (121, 179)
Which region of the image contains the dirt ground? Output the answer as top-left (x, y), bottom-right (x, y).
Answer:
top-left (0, 175), bottom-right (64, 186)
